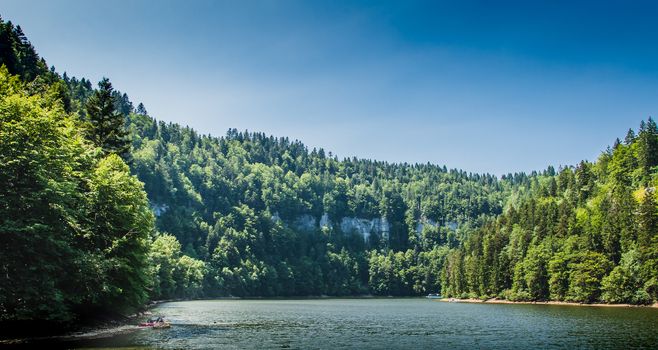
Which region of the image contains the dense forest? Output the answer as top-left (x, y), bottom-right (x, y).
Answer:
top-left (441, 122), bottom-right (658, 303)
top-left (0, 18), bottom-right (154, 326)
top-left (1, 16), bottom-right (657, 327)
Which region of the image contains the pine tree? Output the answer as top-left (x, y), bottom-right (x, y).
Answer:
top-left (14, 25), bottom-right (41, 81)
top-left (112, 91), bottom-right (133, 116)
top-left (624, 128), bottom-right (636, 145)
top-left (0, 20), bottom-right (18, 74)
top-left (575, 161), bottom-right (592, 204)
top-left (637, 188), bottom-right (657, 248)
top-left (85, 77), bottom-right (131, 161)
top-left (136, 102), bottom-right (148, 115)
top-left (637, 118), bottom-right (658, 184)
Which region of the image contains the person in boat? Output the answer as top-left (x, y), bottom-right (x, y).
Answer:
top-left (143, 316), bottom-right (166, 326)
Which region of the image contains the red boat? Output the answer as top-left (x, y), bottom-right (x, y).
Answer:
top-left (139, 317), bottom-right (171, 328)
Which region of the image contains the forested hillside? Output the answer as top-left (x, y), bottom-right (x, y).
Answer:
top-left (441, 123), bottom-right (658, 303)
top-left (1, 16), bottom-right (657, 329)
top-left (126, 116), bottom-right (514, 297)
top-left (0, 17), bottom-right (154, 327)
top-left (127, 109), bottom-right (658, 302)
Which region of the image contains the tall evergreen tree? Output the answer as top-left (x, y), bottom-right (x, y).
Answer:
top-left (136, 102), bottom-right (148, 115)
top-left (0, 19), bottom-right (18, 74)
top-left (637, 188), bottom-right (657, 248)
top-left (13, 25), bottom-right (40, 81)
top-left (624, 128), bottom-right (636, 145)
top-left (85, 78), bottom-right (131, 161)
top-left (637, 117), bottom-right (658, 184)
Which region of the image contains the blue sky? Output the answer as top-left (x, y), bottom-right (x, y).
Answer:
top-left (3, 0), bottom-right (658, 174)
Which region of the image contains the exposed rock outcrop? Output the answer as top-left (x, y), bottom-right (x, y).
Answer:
top-left (270, 212), bottom-right (390, 242)
top-left (415, 217), bottom-right (458, 234)
top-left (293, 214), bottom-right (317, 231)
top-left (340, 216), bottom-right (389, 241)
top-left (320, 213), bottom-right (331, 229)
top-left (151, 203), bottom-right (169, 217)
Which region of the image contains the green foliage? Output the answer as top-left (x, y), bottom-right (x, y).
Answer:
top-left (0, 66), bottom-right (88, 321)
top-left (85, 78), bottom-right (131, 161)
top-left (0, 65), bottom-right (155, 322)
top-left (519, 243), bottom-right (550, 300)
top-left (440, 120), bottom-right (658, 304)
top-left (149, 234), bottom-right (206, 299)
top-left (600, 250), bottom-right (650, 304)
top-left (565, 251), bottom-right (610, 302)
top-left (0, 19), bottom-right (49, 81)
top-left (87, 154), bottom-right (154, 311)
top-left (124, 113), bottom-right (511, 297)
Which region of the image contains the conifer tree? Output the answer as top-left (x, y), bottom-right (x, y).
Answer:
top-left (136, 102), bottom-right (148, 115)
top-left (637, 188), bottom-right (657, 248)
top-left (624, 128), bottom-right (636, 145)
top-left (85, 77), bottom-right (131, 161)
top-left (0, 20), bottom-right (18, 74)
top-left (637, 118), bottom-right (658, 184)
top-left (14, 25), bottom-right (40, 81)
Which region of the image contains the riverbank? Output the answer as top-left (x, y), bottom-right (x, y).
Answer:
top-left (0, 324), bottom-right (142, 347)
top-left (0, 297), bottom-right (292, 346)
top-left (16, 298), bottom-right (655, 349)
top-left (0, 304), bottom-right (162, 346)
top-left (437, 298), bottom-right (658, 308)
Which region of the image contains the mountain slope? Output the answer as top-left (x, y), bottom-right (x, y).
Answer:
top-left (127, 115), bottom-right (515, 296)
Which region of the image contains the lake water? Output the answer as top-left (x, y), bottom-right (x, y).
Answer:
top-left (70, 299), bottom-right (658, 349)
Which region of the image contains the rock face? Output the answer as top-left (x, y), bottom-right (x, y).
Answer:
top-left (272, 212), bottom-right (390, 242)
top-left (415, 218), bottom-right (438, 234)
top-left (319, 213), bottom-right (331, 230)
top-left (151, 203), bottom-right (169, 217)
top-left (340, 216), bottom-right (390, 241)
top-left (293, 214), bottom-right (317, 231)
top-left (415, 217), bottom-right (458, 234)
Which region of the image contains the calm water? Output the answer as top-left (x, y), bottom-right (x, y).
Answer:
top-left (70, 299), bottom-right (658, 349)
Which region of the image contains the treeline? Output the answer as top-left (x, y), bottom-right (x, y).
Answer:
top-left (441, 121), bottom-right (658, 303)
top-left (0, 17), bottom-right (49, 81)
top-left (113, 97), bottom-right (658, 304)
top-left (126, 114), bottom-right (511, 297)
top-left (0, 63), bottom-right (154, 324)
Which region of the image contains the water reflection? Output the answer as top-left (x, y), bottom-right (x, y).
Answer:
top-left (58, 299), bottom-right (658, 349)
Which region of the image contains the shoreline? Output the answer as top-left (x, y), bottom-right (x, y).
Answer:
top-left (3, 296), bottom-right (656, 344)
top-left (0, 303), bottom-right (163, 346)
top-left (437, 298), bottom-right (658, 308)
top-left (0, 296), bottom-right (370, 345)
top-left (0, 323), bottom-right (143, 346)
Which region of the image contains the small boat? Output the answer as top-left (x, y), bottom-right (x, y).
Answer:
top-left (139, 321), bottom-right (171, 328)
top-left (139, 316), bottom-right (171, 328)
top-left (426, 293), bottom-right (442, 299)
top-left (153, 321), bottom-right (171, 329)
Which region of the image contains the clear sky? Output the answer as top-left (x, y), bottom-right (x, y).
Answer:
top-left (3, 0), bottom-right (658, 174)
